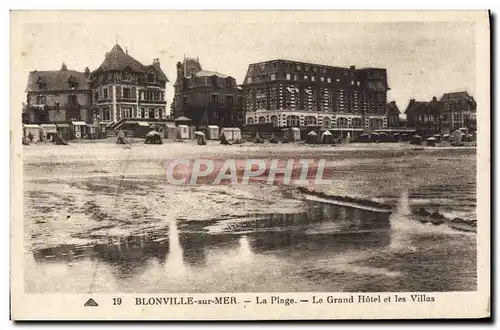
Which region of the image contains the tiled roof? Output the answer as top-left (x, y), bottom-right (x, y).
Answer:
top-left (92, 44), bottom-right (169, 82)
top-left (26, 66), bottom-right (88, 92)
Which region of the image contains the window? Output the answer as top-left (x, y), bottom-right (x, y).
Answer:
top-left (121, 108), bottom-right (132, 118)
top-left (94, 92), bottom-right (98, 102)
top-left (296, 64), bottom-right (301, 71)
top-left (336, 78), bottom-right (341, 83)
top-left (320, 77), bottom-right (325, 82)
top-left (148, 108), bottom-right (155, 119)
top-left (227, 95), bottom-right (234, 106)
top-left (286, 63), bottom-right (292, 69)
top-left (305, 65), bottom-right (309, 72)
top-left (272, 62), bottom-right (277, 68)
top-left (356, 81), bottom-right (360, 86)
top-left (211, 94), bottom-right (219, 104)
top-left (159, 109), bottom-right (163, 119)
top-left (103, 108), bottom-right (111, 121)
top-left (227, 79), bottom-right (233, 88)
top-left (247, 77), bottom-right (252, 83)
top-left (304, 75), bottom-right (308, 80)
top-left (55, 102), bottom-right (60, 110)
top-left (140, 108), bottom-right (146, 118)
top-left (312, 67), bottom-right (317, 73)
top-left (147, 73), bottom-right (155, 82)
top-left (327, 77), bottom-right (331, 83)
top-left (183, 96), bottom-right (188, 105)
top-left (69, 82), bottom-right (77, 89)
top-left (271, 73), bottom-right (276, 80)
top-left (103, 87), bottom-right (108, 99)
top-left (351, 80), bottom-right (355, 85)
top-left (68, 95), bottom-right (77, 107)
top-left (123, 88), bottom-right (131, 99)
top-left (286, 73), bottom-right (291, 80)
top-left (293, 74), bottom-right (297, 80)
top-left (311, 76), bottom-right (315, 82)
top-left (35, 95), bottom-right (46, 104)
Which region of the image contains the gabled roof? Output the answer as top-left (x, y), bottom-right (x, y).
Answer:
top-left (387, 102), bottom-right (400, 115)
top-left (26, 66), bottom-right (88, 92)
top-left (92, 44), bottom-right (169, 82)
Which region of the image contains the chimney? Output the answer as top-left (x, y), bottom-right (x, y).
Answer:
top-left (84, 67), bottom-right (90, 78)
top-left (409, 98), bottom-right (415, 104)
top-left (349, 65), bottom-right (356, 70)
top-left (153, 58), bottom-right (160, 68)
top-left (61, 62), bottom-right (67, 71)
top-left (432, 96), bottom-right (437, 102)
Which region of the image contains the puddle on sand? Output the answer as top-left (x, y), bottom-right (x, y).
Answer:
top-left (31, 200), bottom-right (392, 272)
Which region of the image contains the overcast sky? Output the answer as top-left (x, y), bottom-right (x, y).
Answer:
top-left (14, 11), bottom-right (476, 113)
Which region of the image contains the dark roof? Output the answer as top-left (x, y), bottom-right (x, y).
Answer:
top-left (387, 102), bottom-right (400, 115)
top-left (26, 66), bottom-right (88, 92)
top-left (440, 91), bottom-right (471, 101)
top-left (92, 44), bottom-right (169, 82)
top-left (405, 100), bottom-right (443, 115)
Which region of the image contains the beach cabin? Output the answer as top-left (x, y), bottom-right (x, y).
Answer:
top-left (165, 122), bottom-right (177, 140)
top-left (207, 125), bottom-right (220, 140)
top-left (56, 123), bottom-right (71, 141)
top-left (23, 124), bottom-right (41, 143)
top-left (71, 121), bottom-right (88, 139)
top-left (220, 127), bottom-right (241, 141)
top-left (177, 124), bottom-right (190, 139)
top-left (283, 127), bottom-right (301, 142)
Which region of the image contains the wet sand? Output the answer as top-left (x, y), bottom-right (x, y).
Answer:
top-left (23, 142), bottom-right (477, 293)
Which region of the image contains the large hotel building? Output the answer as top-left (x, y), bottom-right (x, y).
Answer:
top-left (241, 59), bottom-right (389, 136)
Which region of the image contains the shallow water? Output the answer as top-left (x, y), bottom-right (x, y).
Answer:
top-left (23, 144), bottom-right (477, 293)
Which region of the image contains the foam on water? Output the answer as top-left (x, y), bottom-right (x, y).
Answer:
top-left (389, 189), bottom-right (475, 246)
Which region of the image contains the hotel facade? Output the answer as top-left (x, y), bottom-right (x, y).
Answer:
top-left (241, 59), bottom-right (390, 136)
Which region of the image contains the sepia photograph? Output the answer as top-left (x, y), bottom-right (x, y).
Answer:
top-left (10, 9), bottom-right (490, 320)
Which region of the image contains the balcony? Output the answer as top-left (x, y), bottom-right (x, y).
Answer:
top-left (116, 98), bottom-right (137, 103)
top-left (138, 99), bottom-right (167, 105)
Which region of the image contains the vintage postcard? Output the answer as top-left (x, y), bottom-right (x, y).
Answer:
top-left (10, 10), bottom-right (490, 320)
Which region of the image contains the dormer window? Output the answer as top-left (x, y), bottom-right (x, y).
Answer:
top-left (147, 72), bottom-right (155, 83)
top-left (227, 79), bottom-right (233, 88)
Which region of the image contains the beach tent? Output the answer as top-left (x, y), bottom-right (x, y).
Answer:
top-left (177, 124), bottom-right (190, 139)
top-left (145, 130), bottom-right (163, 144)
top-left (220, 127), bottom-right (241, 141)
top-left (195, 131), bottom-right (207, 145)
top-left (23, 124), bottom-right (41, 143)
top-left (321, 130), bottom-right (334, 144)
top-left (207, 125), bottom-right (219, 140)
top-left (40, 124), bottom-right (57, 142)
top-left (305, 130), bottom-right (319, 144)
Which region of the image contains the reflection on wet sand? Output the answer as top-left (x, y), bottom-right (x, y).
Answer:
top-left (32, 200), bottom-right (391, 281)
